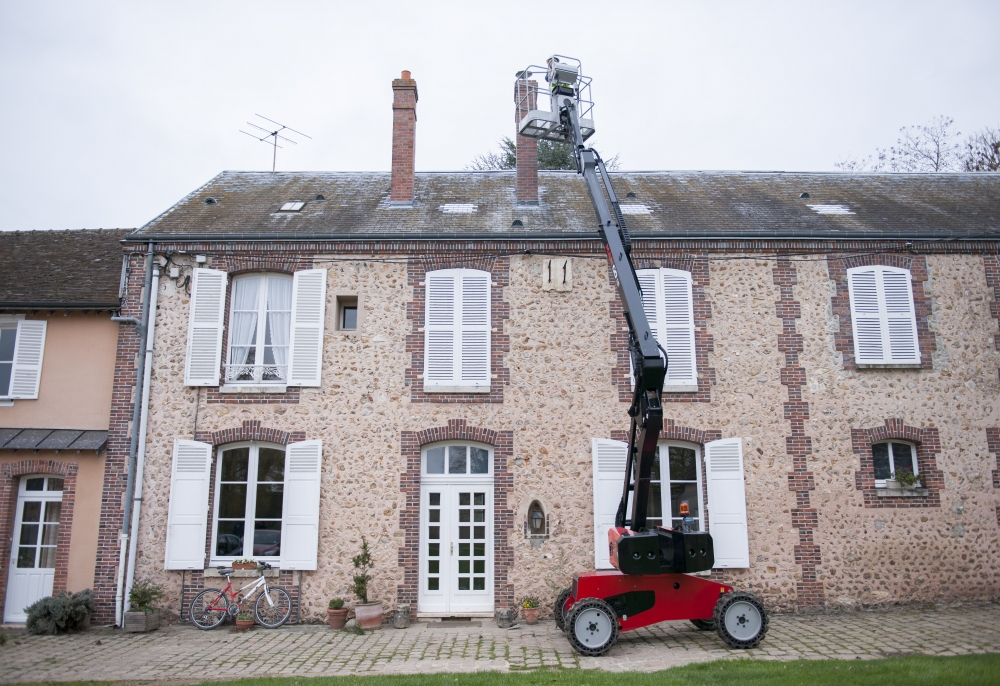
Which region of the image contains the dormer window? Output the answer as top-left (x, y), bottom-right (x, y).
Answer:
top-left (280, 202), bottom-right (305, 212)
top-left (226, 275), bottom-right (292, 384)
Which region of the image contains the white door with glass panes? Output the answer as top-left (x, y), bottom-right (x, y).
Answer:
top-left (5, 476), bottom-right (63, 623)
top-left (419, 443), bottom-right (493, 615)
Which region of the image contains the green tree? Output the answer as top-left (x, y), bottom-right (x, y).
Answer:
top-left (467, 136), bottom-right (619, 171)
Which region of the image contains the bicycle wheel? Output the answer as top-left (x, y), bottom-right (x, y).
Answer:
top-left (254, 587), bottom-right (291, 628)
top-left (190, 588), bottom-right (229, 630)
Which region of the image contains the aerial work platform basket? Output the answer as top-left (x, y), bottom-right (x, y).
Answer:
top-left (515, 55), bottom-right (596, 143)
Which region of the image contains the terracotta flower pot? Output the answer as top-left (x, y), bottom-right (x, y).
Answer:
top-left (523, 607), bottom-right (540, 625)
top-left (354, 601), bottom-right (383, 630)
top-left (235, 618), bottom-right (254, 631)
top-left (327, 608), bottom-right (349, 629)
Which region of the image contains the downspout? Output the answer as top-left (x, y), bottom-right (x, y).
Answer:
top-left (123, 263), bottom-right (159, 613)
top-left (112, 244), bottom-right (154, 626)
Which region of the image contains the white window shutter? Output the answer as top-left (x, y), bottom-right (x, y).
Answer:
top-left (459, 272), bottom-right (490, 388)
top-left (184, 268), bottom-right (227, 386)
top-left (881, 269), bottom-right (919, 363)
top-left (9, 320), bottom-right (47, 399)
top-left (592, 438), bottom-right (628, 570)
top-left (424, 272), bottom-right (457, 388)
top-left (848, 266), bottom-right (919, 365)
top-left (424, 269), bottom-right (491, 391)
top-left (280, 439), bottom-right (322, 570)
top-left (164, 440), bottom-right (212, 570)
top-left (704, 437), bottom-right (749, 568)
top-left (287, 269), bottom-right (327, 386)
top-left (661, 269), bottom-right (697, 387)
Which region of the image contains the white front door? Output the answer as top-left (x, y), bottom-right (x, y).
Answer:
top-left (5, 476), bottom-right (63, 623)
top-left (418, 444), bottom-right (494, 615)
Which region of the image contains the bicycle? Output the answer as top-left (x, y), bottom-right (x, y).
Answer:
top-left (189, 563), bottom-right (292, 630)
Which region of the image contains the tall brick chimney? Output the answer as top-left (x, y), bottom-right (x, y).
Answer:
top-left (514, 74), bottom-right (539, 205)
top-left (390, 70), bottom-right (418, 205)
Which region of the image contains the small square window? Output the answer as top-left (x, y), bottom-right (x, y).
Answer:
top-left (334, 294), bottom-right (360, 333)
top-left (279, 202), bottom-right (305, 212)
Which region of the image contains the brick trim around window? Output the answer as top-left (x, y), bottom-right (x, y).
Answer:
top-left (398, 419), bottom-right (514, 618)
top-left (828, 254), bottom-right (935, 370)
top-left (987, 427), bottom-right (1000, 489)
top-left (853, 419), bottom-right (943, 508)
top-left (405, 256), bottom-right (510, 403)
top-left (610, 254), bottom-right (715, 403)
top-left (194, 419), bottom-right (307, 447)
top-left (0, 459), bottom-right (78, 621)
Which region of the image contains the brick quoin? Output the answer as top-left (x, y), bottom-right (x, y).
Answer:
top-left (390, 71), bottom-right (418, 204)
top-left (0, 460), bottom-right (79, 619)
top-left (984, 256), bottom-right (1000, 484)
top-left (989, 427), bottom-right (1000, 490)
top-left (397, 419), bottom-right (514, 618)
top-left (852, 419), bottom-right (943, 508)
top-left (774, 255), bottom-right (825, 611)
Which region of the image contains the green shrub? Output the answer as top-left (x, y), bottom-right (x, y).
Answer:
top-left (891, 470), bottom-right (922, 487)
top-left (128, 578), bottom-right (166, 612)
top-left (329, 598), bottom-right (345, 610)
top-left (352, 536), bottom-right (374, 604)
top-left (25, 589), bottom-right (94, 635)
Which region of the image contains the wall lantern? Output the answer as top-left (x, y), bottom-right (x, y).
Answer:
top-left (526, 500), bottom-right (548, 537)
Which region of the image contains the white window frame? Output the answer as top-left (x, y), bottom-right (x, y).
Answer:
top-left (0, 314), bottom-right (46, 402)
top-left (0, 316), bottom-right (21, 400)
top-left (633, 268), bottom-right (698, 392)
top-left (872, 441), bottom-right (919, 488)
top-left (422, 268), bottom-right (492, 393)
top-left (421, 441), bottom-right (494, 480)
top-left (210, 441), bottom-right (287, 565)
top-left (650, 442), bottom-right (705, 532)
top-left (847, 265), bottom-right (921, 366)
top-left (224, 274), bottom-right (293, 387)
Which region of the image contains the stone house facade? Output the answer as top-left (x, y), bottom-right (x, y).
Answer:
top-left (95, 73), bottom-right (1000, 624)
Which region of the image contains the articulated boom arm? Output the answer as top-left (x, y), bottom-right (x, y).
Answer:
top-left (559, 102), bottom-right (665, 533)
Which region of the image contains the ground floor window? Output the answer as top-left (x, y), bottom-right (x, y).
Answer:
top-left (212, 442), bottom-right (285, 560)
top-left (872, 441), bottom-right (918, 487)
top-left (647, 443), bottom-right (704, 531)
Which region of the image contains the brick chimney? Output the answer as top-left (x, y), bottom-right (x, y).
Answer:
top-left (514, 74), bottom-right (539, 205)
top-left (390, 70), bottom-right (418, 205)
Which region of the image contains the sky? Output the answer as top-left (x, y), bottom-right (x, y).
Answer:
top-left (0, 0), bottom-right (997, 232)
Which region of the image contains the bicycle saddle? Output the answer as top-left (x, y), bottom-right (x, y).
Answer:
top-left (217, 567), bottom-right (235, 575)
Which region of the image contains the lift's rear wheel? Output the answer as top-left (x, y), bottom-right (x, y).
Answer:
top-left (566, 597), bottom-right (619, 656)
top-left (690, 618), bottom-right (716, 631)
top-left (713, 591), bottom-right (768, 648)
top-left (553, 587), bottom-right (573, 631)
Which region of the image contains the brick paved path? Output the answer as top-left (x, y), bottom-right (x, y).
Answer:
top-left (2, 604), bottom-right (998, 682)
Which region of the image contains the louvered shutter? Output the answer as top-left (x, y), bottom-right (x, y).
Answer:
top-left (592, 438), bottom-right (628, 569)
top-left (184, 268), bottom-right (227, 386)
top-left (287, 269), bottom-right (327, 386)
top-left (704, 438), bottom-right (749, 568)
top-left (9, 320), bottom-right (47, 399)
top-left (164, 440), bottom-right (212, 570)
top-left (848, 266), bottom-right (919, 365)
top-left (424, 272), bottom-right (457, 389)
top-left (633, 269), bottom-right (697, 390)
top-left (423, 269), bottom-right (491, 391)
top-left (280, 439), bottom-right (322, 570)
top-left (459, 272), bottom-right (490, 389)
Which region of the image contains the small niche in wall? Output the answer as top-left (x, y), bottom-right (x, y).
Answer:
top-left (333, 293), bottom-right (362, 333)
top-left (524, 500), bottom-right (549, 542)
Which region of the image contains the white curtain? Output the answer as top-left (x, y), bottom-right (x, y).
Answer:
top-left (229, 277), bottom-right (261, 365)
top-left (265, 277), bottom-right (292, 369)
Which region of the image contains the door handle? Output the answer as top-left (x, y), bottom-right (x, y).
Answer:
top-left (451, 542), bottom-right (454, 555)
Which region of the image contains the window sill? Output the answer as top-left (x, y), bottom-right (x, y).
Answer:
top-left (876, 487), bottom-right (929, 498)
top-left (219, 384), bottom-right (288, 394)
top-left (0, 399), bottom-right (13, 407)
top-left (423, 385), bottom-right (491, 394)
top-left (204, 566), bottom-right (281, 577)
top-left (857, 364), bottom-right (922, 369)
top-left (663, 384), bottom-right (699, 393)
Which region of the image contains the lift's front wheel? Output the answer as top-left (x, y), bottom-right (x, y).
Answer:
top-left (713, 591), bottom-right (768, 648)
top-left (565, 597), bottom-right (619, 656)
top-left (690, 618), bottom-right (716, 631)
top-left (553, 587), bottom-right (572, 631)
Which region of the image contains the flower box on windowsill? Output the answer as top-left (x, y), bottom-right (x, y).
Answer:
top-left (204, 567), bottom-right (280, 577)
top-left (876, 487), bottom-right (929, 498)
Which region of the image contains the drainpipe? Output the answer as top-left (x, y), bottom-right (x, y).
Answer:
top-left (123, 263), bottom-right (159, 613)
top-left (112, 244), bottom-right (154, 626)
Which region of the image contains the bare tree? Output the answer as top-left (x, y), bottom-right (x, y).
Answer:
top-left (836, 116), bottom-right (963, 172)
top-left (963, 126), bottom-right (1000, 172)
top-left (467, 136), bottom-right (620, 171)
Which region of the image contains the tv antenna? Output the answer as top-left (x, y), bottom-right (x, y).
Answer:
top-left (240, 114), bottom-right (312, 172)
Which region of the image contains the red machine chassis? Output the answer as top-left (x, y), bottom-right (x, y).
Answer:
top-left (567, 570), bottom-right (733, 632)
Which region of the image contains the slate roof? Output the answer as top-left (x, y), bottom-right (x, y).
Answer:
top-left (0, 229), bottom-right (131, 310)
top-left (130, 170), bottom-right (1000, 241)
top-left (0, 428), bottom-right (107, 452)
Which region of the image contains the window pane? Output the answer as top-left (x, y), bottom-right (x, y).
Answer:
top-left (342, 306), bottom-right (357, 330)
top-left (872, 443), bottom-right (891, 480)
top-left (25, 478), bottom-right (44, 492)
top-left (428, 542), bottom-right (439, 557)
top-left (17, 547), bottom-right (36, 568)
top-left (669, 447), bottom-right (698, 481)
top-left (449, 446), bottom-right (467, 474)
top-left (41, 523), bottom-right (59, 546)
top-left (217, 484), bottom-right (247, 518)
top-left (21, 501), bottom-right (41, 521)
top-left (429, 509), bottom-right (440, 523)
top-left (473, 560), bottom-right (485, 574)
top-left (428, 560), bottom-right (439, 574)
top-left (459, 509), bottom-right (470, 522)
top-left (38, 547), bottom-right (57, 568)
top-left (429, 526), bottom-right (439, 539)
top-left (257, 449), bottom-right (285, 482)
top-left (44, 501), bottom-right (61, 522)
top-left (429, 492), bottom-right (440, 506)
top-left (459, 526), bottom-right (470, 539)
top-left (670, 483), bottom-right (700, 518)
top-left (253, 522), bottom-right (281, 556)
top-left (221, 449), bottom-right (249, 481)
top-left (473, 577), bottom-right (485, 590)
top-left (459, 543), bottom-right (470, 556)
top-left (470, 448), bottom-right (489, 474)
top-left (0, 327), bottom-right (16, 362)
top-left (267, 277), bottom-right (293, 311)
top-left (255, 484), bottom-right (284, 519)
top-left (215, 521), bottom-right (244, 556)
top-left (474, 526), bottom-right (485, 539)
top-left (474, 509), bottom-right (485, 523)
top-left (647, 484), bottom-right (663, 518)
top-left (19, 523), bottom-right (39, 546)
top-left (458, 578), bottom-right (470, 590)
top-left (426, 448), bottom-right (445, 474)
top-left (458, 560), bottom-right (469, 574)
top-left (0, 362), bottom-right (11, 396)
top-left (472, 543), bottom-right (482, 556)
top-left (460, 493), bottom-right (470, 506)
top-left (474, 493), bottom-right (485, 506)
top-left (892, 443), bottom-right (916, 474)
top-left (428, 578), bottom-right (439, 591)
top-left (47, 478), bottom-right (64, 492)
top-left (650, 451), bottom-right (661, 480)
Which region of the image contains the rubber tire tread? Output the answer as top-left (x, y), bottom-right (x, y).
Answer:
top-left (254, 587), bottom-right (292, 628)
top-left (690, 618), bottom-right (716, 631)
top-left (189, 588), bottom-right (229, 630)
top-left (713, 591), bottom-right (769, 649)
top-left (553, 587), bottom-right (572, 631)
top-left (565, 597), bottom-right (620, 657)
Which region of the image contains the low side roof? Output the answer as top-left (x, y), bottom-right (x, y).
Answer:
top-left (0, 229), bottom-right (131, 310)
top-left (130, 170), bottom-right (1000, 241)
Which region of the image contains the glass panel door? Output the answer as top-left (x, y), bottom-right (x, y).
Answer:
top-left (5, 476), bottom-right (62, 623)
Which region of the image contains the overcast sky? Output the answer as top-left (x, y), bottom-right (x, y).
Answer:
top-left (1, 0), bottom-right (997, 232)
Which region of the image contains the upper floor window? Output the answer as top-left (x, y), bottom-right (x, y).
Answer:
top-left (0, 318), bottom-right (46, 400)
top-left (226, 275), bottom-right (293, 385)
top-left (847, 266), bottom-right (920, 366)
top-left (872, 441), bottom-right (918, 487)
top-left (634, 268), bottom-right (697, 391)
top-left (423, 269), bottom-right (491, 393)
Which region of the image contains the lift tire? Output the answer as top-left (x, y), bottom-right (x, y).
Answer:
top-left (713, 591), bottom-right (769, 649)
top-left (553, 587), bottom-right (573, 631)
top-left (690, 618), bottom-right (716, 631)
top-left (565, 597), bottom-right (620, 657)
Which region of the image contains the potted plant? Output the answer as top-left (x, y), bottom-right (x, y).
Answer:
top-left (233, 558), bottom-right (258, 570)
top-left (351, 536), bottom-right (383, 629)
top-left (124, 579), bottom-right (165, 633)
top-left (889, 470), bottom-right (921, 490)
top-left (328, 598), bottom-right (349, 629)
top-left (235, 610), bottom-right (255, 631)
top-left (521, 596), bottom-right (541, 625)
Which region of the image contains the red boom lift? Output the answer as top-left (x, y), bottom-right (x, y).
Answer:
top-left (516, 56), bottom-right (769, 656)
